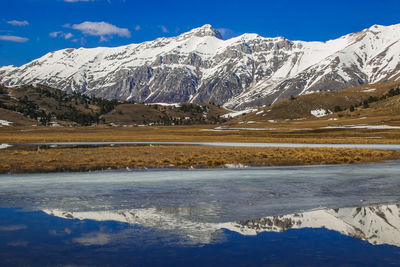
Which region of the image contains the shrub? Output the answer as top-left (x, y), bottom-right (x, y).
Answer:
top-left (334, 105), bottom-right (342, 112)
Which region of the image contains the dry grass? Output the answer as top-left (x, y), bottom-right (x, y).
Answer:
top-left (1, 145), bottom-right (399, 174)
top-left (2, 125), bottom-right (400, 144)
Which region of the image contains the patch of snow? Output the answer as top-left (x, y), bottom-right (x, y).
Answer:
top-left (255, 110), bottom-right (264, 115)
top-left (302, 90), bottom-right (316, 95)
top-left (221, 109), bottom-right (257, 119)
top-left (146, 103), bottom-right (181, 107)
top-left (224, 163), bottom-right (249, 168)
top-left (322, 124), bottom-right (400, 129)
top-left (207, 127), bottom-right (312, 131)
top-left (0, 143), bottom-right (12, 149)
top-left (200, 129), bottom-right (237, 132)
top-left (50, 122), bottom-right (61, 127)
top-left (361, 88), bottom-right (376, 92)
top-left (0, 120), bottom-right (12, 126)
top-left (311, 108), bottom-right (332, 118)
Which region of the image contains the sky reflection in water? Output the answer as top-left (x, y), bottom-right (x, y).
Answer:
top-left (1, 206), bottom-right (400, 266)
top-left (0, 163), bottom-right (400, 265)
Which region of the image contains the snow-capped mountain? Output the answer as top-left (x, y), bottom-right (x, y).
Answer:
top-left (44, 203), bottom-right (400, 246)
top-left (1, 23), bottom-right (400, 109)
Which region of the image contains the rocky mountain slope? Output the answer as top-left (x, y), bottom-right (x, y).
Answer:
top-left (1, 23), bottom-right (400, 110)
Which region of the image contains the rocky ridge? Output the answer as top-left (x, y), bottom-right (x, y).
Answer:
top-left (1, 23), bottom-right (400, 110)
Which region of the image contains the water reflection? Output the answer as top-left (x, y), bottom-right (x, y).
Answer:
top-left (44, 202), bottom-right (400, 247)
top-left (225, 203), bottom-right (400, 247)
top-left (1, 163), bottom-right (400, 223)
top-left (1, 164), bottom-right (400, 265)
top-left (44, 207), bottom-right (225, 245)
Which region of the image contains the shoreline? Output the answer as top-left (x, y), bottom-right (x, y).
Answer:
top-left (1, 145), bottom-right (399, 174)
top-left (2, 160), bottom-right (399, 175)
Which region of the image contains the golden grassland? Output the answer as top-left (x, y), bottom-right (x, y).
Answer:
top-left (235, 80), bottom-right (400, 122)
top-left (1, 145), bottom-right (399, 174)
top-left (2, 81), bottom-right (400, 144)
top-left (2, 125), bottom-right (400, 144)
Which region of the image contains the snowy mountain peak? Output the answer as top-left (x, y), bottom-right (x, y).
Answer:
top-left (1, 23), bottom-right (400, 109)
top-left (180, 24), bottom-right (223, 40)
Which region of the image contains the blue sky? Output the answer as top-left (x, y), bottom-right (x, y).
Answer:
top-left (1, 0), bottom-right (400, 66)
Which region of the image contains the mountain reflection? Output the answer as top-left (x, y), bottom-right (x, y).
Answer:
top-left (225, 203), bottom-right (400, 246)
top-left (44, 202), bottom-right (400, 247)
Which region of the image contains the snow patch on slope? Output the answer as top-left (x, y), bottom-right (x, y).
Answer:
top-left (311, 109), bottom-right (332, 117)
top-left (0, 120), bottom-right (12, 126)
top-left (221, 109), bottom-right (257, 118)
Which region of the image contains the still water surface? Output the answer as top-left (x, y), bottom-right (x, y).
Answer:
top-left (1, 163), bottom-right (400, 266)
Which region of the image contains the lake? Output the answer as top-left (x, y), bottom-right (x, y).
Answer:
top-left (0, 163), bottom-right (400, 266)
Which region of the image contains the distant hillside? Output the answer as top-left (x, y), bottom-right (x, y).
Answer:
top-left (2, 81), bottom-right (400, 128)
top-left (0, 85), bottom-right (228, 127)
top-left (229, 80), bottom-right (400, 125)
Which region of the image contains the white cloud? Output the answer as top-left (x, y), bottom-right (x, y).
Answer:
top-left (135, 25), bottom-right (141, 31)
top-left (71, 37), bottom-right (86, 45)
top-left (71, 21), bottom-right (131, 40)
top-left (0, 35), bottom-right (28, 42)
top-left (99, 36), bottom-right (108, 42)
top-left (7, 20), bottom-right (29, 26)
top-left (49, 31), bottom-right (73, 40)
top-left (64, 33), bottom-right (74, 39)
top-left (160, 25), bottom-right (168, 33)
top-left (49, 31), bottom-right (62, 38)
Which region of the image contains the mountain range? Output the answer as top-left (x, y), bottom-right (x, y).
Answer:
top-left (1, 23), bottom-right (400, 110)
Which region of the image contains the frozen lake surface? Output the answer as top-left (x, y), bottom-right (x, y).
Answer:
top-left (1, 163), bottom-right (400, 221)
top-left (1, 163), bottom-right (400, 266)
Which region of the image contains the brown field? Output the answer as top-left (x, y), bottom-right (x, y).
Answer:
top-left (1, 145), bottom-right (399, 174)
top-left (1, 125), bottom-right (400, 144)
top-left (1, 81), bottom-right (400, 174)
